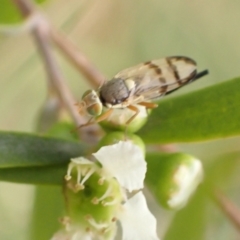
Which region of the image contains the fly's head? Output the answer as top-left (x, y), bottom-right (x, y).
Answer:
top-left (79, 90), bottom-right (103, 116)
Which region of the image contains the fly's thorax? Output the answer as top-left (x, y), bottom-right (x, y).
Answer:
top-left (81, 90), bottom-right (103, 116)
top-left (99, 78), bottom-right (136, 107)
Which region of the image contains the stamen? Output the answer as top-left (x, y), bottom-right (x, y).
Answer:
top-left (98, 177), bottom-right (105, 185)
top-left (91, 185), bottom-right (120, 207)
top-left (76, 166), bottom-right (82, 184)
top-left (97, 185), bottom-right (113, 202)
top-left (59, 216), bottom-right (71, 225)
top-left (86, 215), bottom-right (109, 230)
top-left (100, 227), bottom-right (108, 234)
top-left (85, 214), bottom-right (91, 221)
top-left (102, 197), bottom-right (119, 206)
top-left (74, 183), bottom-right (85, 192)
top-left (80, 167), bottom-right (96, 185)
top-left (64, 174), bottom-right (71, 181)
top-left (65, 162), bottom-right (76, 181)
top-left (65, 158), bottom-right (98, 192)
top-left (59, 216), bottom-right (71, 230)
top-left (99, 223), bottom-right (114, 234)
top-left (91, 197), bottom-right (99, 205)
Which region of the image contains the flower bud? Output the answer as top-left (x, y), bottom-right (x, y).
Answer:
top-left (146, 152), bottom-right (203, 210)
top-left (101, 105), bottom-right (150, 133)
top-left (98, 131), bottom-right (145, 155)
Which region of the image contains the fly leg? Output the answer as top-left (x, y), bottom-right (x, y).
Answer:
top-left (137, 101), bottom-right (158, 109)
top-left (79, 108), bottom-right (114, 128)
top-left (126, 102), bottom-right (158, 125)
top-left (121, 105), bottom-right (140, 136)
top-left (126, 105), bottom-right (140, 125)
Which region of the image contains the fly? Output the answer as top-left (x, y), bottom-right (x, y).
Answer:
top-left (77, 56), bottom-right (208, 127)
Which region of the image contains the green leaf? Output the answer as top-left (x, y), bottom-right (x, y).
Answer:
top-left (29, 186), bottom-right (64, 240)
top-left (0, 0), bottom-right (23, 24)
top-left (46, 122), bottom-right (79, 141)
top-left (164, 189), bottom-right (206, 240)
top-left (139, 77), bottom-right (240, 143)
top-left (0, 0), bottom-right (48, 24)
top-left (0, 131), bottom-right (87, 168)
top-left (205, 151), bottom-right (240, 190)
top-left (0, 164), bottom-right (67, 185)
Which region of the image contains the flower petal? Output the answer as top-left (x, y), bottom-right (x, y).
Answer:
top-left (51, 229), bottom-right (92, 240)
top-left (93, 141), bottom-right (146, 192)
top-left (119, 191), bottom-right (159, 240)
top-left (71, 157), bottom-right (94, 165)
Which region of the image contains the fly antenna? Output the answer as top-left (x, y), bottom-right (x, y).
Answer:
top-left (75, 101), bottom-right (86, 115)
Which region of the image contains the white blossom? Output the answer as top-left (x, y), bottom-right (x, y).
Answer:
top-left (51, 227), bottom-right (92, 240)
top-left (52, 141), bottom-right (159, 240)
top-left (93, 141), bottom-right (146, 192)
top-left (119, 191), bottom-right (159, 240)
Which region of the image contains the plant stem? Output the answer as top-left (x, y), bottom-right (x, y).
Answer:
top-left (213, 189), bottom-right (240, 232)
top-left (50, 30), bottom-right (105, 89)
top-left (13, 0), bottom-right (102, 144)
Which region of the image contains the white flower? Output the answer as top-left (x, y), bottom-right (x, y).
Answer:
top-left (93, 141), bottom-right (146, 192)
top-left (52, 141), bottom-right (159, 240)
top-left (51, 226), bottom-right (92, 240)
top-left (120, 191), bottom-right (159, 240)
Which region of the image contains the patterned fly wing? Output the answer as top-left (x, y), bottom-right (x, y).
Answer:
top-left (114, 56), bottom-right (197, 101)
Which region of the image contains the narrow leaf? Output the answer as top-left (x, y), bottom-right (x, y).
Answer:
top-left (0, 131), bottom-right (87, 168)
top-left (0, 164), bottom-right (67, 185)
top-left (139, 77), bottom-right (240, 143)
top-left (29, 186), bottom-right (64, 240)
top-left (0, 0), bottom-right (47, 24)
top-left (164, 190), bottom-right (206, 240)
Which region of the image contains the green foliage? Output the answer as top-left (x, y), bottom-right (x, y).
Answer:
top-left (0, 0), bottom-right (23, 23)
top-left (1, 74), bottom-right (240, 186)
top-left (0, 132), bottom-right (88, 184)
top-left (1, 0), bottom-right (240, 239)
top-left (0, 131), bottom-right (86, 167)
top-left (29, 186), bottom-right (64, 240)
top-left (0, 0), bottom-right (47, 24)
top-left (0, 164), bottom-right (67, 185)
top-left (139, 77), bottom-right (240, 143)
top-left (164, 189), bottom-right (206, 240)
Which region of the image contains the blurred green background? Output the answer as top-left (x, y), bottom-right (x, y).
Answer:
top-left (1, 0), bottom-right (240, 239)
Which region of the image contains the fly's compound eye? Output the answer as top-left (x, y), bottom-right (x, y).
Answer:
top-left (81, 90), bottom-right (103, 116)
top-left (86, 102), bottom-right (103, 116)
